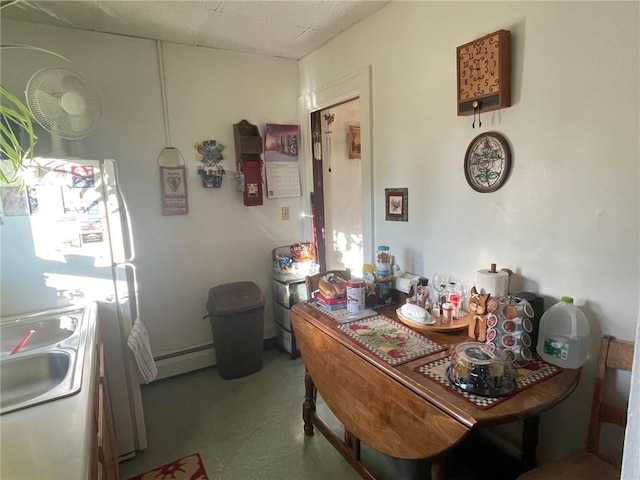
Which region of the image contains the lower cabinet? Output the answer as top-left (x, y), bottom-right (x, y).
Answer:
top-left (93, 340), bottom-right (119, 480)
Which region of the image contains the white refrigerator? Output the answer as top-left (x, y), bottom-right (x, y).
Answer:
top-left (0, 158), bottom-right (147, 459)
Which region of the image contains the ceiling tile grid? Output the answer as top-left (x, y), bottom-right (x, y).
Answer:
top-left (1, 0), bottom-right (390, 59)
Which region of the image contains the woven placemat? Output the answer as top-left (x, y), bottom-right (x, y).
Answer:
top-left (415, 356), bottom-right (562, 409)
top-left (337, 315), bottom-right (446, 366)
top-left (307, 299), bottom-right (392, 323)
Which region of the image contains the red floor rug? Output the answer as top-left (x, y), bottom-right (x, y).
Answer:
top-left (128, 453), bottom-right (208, 480)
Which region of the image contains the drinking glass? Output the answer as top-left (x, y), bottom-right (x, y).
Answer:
top-left (457, 281), bottom-right (469, 316)
top-left (432, 273), bottom-right (449, 311)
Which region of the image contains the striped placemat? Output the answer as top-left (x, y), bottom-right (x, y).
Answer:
top-left (415, 356), bottom-right (562, 409)
top-left (337, 315), bottom-right (446, 366)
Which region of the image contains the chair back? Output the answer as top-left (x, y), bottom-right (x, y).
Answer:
top-left (305, 269), bottom-right (351, 298)
top-left (587, 335), bottom-right (635, 465)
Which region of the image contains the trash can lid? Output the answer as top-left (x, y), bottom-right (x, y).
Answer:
top-left (207, 281), bottom-right (265, 315)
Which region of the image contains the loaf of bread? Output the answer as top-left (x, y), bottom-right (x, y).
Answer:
top-left (318, 274), bottom-right (347, 299)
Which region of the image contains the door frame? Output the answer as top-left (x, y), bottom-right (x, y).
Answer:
top-left (298, 66), bottom-right (374, 268)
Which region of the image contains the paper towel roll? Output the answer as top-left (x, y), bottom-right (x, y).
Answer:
top-left (476, 269), bottom-right (509, 297)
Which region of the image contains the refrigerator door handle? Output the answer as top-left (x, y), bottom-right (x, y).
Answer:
top-left (113, 262), bottom-right (139, 329)
top-left (105, 159), bottom-right (135, 263)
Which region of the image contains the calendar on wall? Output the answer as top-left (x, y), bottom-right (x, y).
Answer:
top-left (264, 123), bottom-right (301, 199)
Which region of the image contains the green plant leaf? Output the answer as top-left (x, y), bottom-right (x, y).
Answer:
top-left (1, 85), bottom-right (37, 185)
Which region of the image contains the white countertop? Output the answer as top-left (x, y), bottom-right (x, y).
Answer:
top-left (0, 304), bottom-right (99, 480)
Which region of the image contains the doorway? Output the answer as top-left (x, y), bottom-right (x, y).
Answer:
top-left (298, 66), bottom-right (374, 275)
top-left (310, 99), bottom-right (363, 276)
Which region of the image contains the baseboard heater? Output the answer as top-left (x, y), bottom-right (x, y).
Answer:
top-left (154, 343), bottom-right (217, 380)
top-left (153, 337), bottom-right (279, 380)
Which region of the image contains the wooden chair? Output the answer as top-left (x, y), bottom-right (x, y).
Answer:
top-left (305, 269), bottom-right (351, 298)
top-left (518, 335), bottom-right (635, 480)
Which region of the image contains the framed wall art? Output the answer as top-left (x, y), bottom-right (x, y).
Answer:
top-left (385, 188), bottom-right (408, 222)
top-left (348, 125), bottom-right (361, 159)
top-left (160, 166), bottom-right (189, 215)
top-left (464, 131), bottom-right (512, 193)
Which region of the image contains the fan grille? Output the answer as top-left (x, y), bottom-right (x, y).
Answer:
top-left (25, 67), bottom-right (102, 140)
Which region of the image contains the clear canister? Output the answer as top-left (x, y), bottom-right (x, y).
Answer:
top-left (376, 246), bottom-right (391, 276)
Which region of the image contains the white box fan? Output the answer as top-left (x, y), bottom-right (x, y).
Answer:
top-left (25, 67), bottom-right (102, 158)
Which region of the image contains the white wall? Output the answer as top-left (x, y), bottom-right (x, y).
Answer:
top-left (299, 0), bottom-right (639, 464)
top-left (1, 21), bottom-right (303, 362)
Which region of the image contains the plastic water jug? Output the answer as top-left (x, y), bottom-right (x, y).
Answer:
top-left (537, 296), bottom-right (590, 368)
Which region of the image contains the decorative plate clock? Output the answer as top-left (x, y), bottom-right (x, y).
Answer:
top-left (457, 30), bottom-right (511, 117)
top-left (464, 132), bottom-right (512, 193)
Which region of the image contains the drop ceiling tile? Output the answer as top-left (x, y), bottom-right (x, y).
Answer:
top-left (198, 11), bottom-right (307, 58)
top-left (1, 0), bottom-right (101, 29)
top-left (96, 1), bottom-right (217, 45)
top-left (1, 0), bottom-right (391, 59)
top-left (314, 0), bottom-right (388, 37)
top-left (218, 1), bottom-right (342, 29)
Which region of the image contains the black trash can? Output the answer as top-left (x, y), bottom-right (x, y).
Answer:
top-left (206, 281), bottom-right (265, 379)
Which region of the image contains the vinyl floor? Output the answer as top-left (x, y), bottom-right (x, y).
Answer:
top-left (118, 347), bottom-right (521, 480)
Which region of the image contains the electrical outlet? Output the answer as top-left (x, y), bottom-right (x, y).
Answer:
top-left (282, 206), bottom-right (290, 221)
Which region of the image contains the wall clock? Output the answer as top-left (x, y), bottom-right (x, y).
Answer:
top-left (457, 30), bottom-right (511, 116)
top-left (464, 132), bottom-right (511, 193)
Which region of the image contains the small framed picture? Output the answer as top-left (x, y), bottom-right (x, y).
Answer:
top-left (348, 125), bottom-right (361, 159)
top-left (385, 188), bottom-right (408, 222)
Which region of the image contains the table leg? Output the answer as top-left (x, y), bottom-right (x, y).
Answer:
top-left (430, 452), bottom-right (450, 480)
top-left (344, 429), bottom-right (361, 461)
top-left (521, 415), bottom-right (540, 470)
top-left (303, 369), bottom-right (316, 436)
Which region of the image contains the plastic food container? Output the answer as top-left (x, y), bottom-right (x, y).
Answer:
top-left (447, 342), bottom-right (516, 397)
top-left (376, 246), bottom-right (391, 276)
top-left (537, 296), bottom-right (590, 368)
top-left (346, 279), bottom-right (366, 313)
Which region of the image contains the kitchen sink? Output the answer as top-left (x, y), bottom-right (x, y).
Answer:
top-left (0, 351), bottom-right (77, 413)
top-left (0, 306), bottom-right (93, 415)
top-left (0, 315), bottom-right (79, 356)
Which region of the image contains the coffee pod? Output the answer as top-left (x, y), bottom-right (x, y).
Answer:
top-left (486, 313), bottom-right (499, 328)
top-left (503, 349), bottom-right (516, 362)
top-left (516, 331), bottom-right (532, 347)
top-left (512, 345), bottom-right (533, 362)
top-left (501, 319), bottom-right (517, 333)
top-left (486, 327), bottom-right (497, 343)
top-left (522, 302), bottom-right (534, 318)
top-left (501, 334), bottom-right (517, 348)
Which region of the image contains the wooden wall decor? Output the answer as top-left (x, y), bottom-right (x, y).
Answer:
top-left (233, 119), bottom-right (263, 206)
top-left (457, 30), bottom-right (511, 117)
